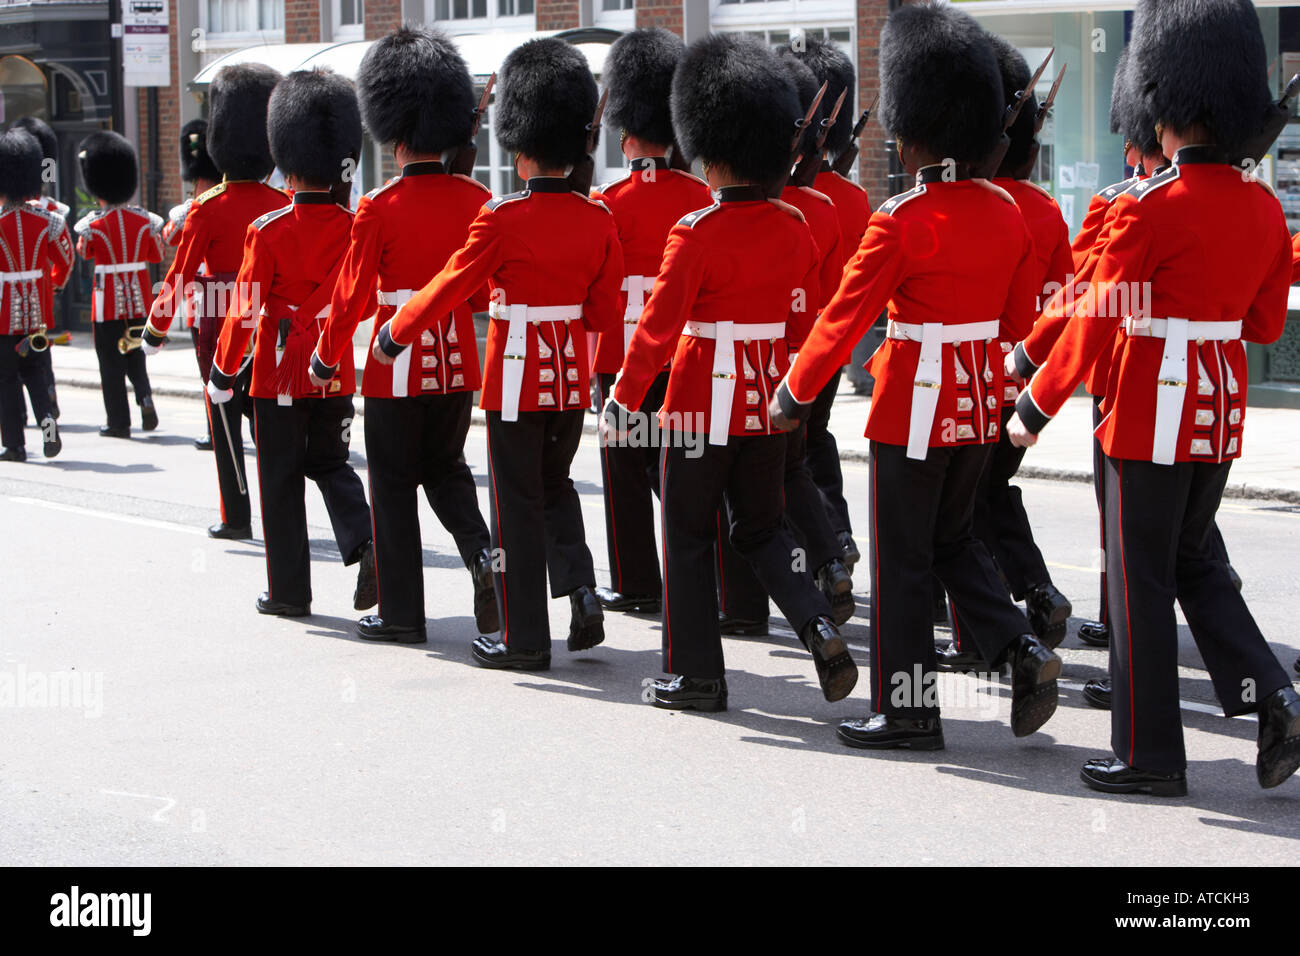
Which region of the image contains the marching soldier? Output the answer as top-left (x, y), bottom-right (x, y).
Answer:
top-left (0, 128), bottom-right (71, 461)
top-left (1008, 0), bottom-right (1300, 794)
top-left (373, 38), bottom-right (622, 669)
top-left (772, 2), bottom-right (1062, 749)
top-left (602, 33), bottom-right (856, 712)
top-left (590, 27), bottom-right (712, 618)
top-left (309, 26), bottom-right (498, 644)
top-left (208, 68), bottom-right (377, 618)
top-left (74, 130), bottom-right (162, 437)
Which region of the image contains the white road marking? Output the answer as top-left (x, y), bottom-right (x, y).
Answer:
top-left (10, 497), bottom-right (205, 535)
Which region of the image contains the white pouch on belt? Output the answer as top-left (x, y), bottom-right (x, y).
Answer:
top-left (709, 319), bottom-right (737, 447)
top-left (501, 303), bottom-right (528, 422)
top-left (907, 322), bottom-right (944, 460)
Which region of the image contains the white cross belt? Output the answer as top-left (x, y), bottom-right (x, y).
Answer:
top-left (488, 300), bottom-right (584, 421)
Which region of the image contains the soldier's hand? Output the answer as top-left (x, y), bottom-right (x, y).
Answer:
top-left (308, 369), bottom-right (330, 389)
top-left (1004, 351), bottom-right (1022, 382)
top-left (371, 336), bottom-right (395, 366)
top-left (1006, 411), bottom-right (1037, 448)
top-left (768, 396), bottom-right (798, 432)
top-left (206, 379), bottom-right (234, 406)
top-left (141, 340), bottom-right (162, 357)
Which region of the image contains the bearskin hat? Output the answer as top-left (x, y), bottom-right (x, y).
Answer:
top-left (358, 25), bottom-right (476, 154)
top-left (207, 63), bottom-right (280, 181)
top-left (78, 130), bottom-right (138, 205)
top-left (879, 2), bottom-right (1004, 165)
top-left (495, 38), bottom-right (597, 169)
top-left (787, 35), bottom-right (856, 158)
top-left (776, 48), bottom-right (826, 163)
top-left (0, 128), bottom-right (43, 200)
top-left (671, 33), bottom-right (801, 184)
top-left (1129, 0), bottom-right (1270, 156)
top-left (12, 116), bottom-right (57, 161)
top-left (985, 32), bottom-right (1037, 176)
top-left (1114, 49), bottom-right (1160, 157)
top-left (267, 68), bottom-right (362, 187)
top-left (604, 28), bottom-right (684, 148)
top-left (179, 118), bottom-right (220, 184)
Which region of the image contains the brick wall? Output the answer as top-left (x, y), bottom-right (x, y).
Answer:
top-left (536, 0), bottom-right (579, 31)
top-left (365, 0), bottom-right (403, 39)
top-left (855, 0), bottom-right (890, 208)
top-left (636, 0), bottom-right (683, 36)
top-left (285, 0), bottom-right (323, 43)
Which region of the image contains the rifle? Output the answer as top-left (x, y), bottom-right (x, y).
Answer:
top-left (1010, 63), bottom-right (1067, 181)
top-left (972, 48), bottom-right (1053, 180)
top-left (450, 74), bottom-right (496, 177)
top-left (766, 81), bottom-right (828, 198)
top-left (567, 87), bottom-right (609, 195)
top-left (1237, 72), bottom-right (1300, 167)
top-left (792, 88), bottom-right (848, 188)
top-left (830, 95), bottom-right (878, 178)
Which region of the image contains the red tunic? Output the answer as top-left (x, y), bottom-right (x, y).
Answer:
top-left (74, 205), bottom-right (164, 322)
top-left (1, 202), bottom-right (73, 335)
top-left (1291, 231), bottom-right (1300, 283)
top-left (589, 157), bottom-right (712, 375)
top-left (781, 184), bottom-right (844, 331)
top-left (814, 166), bottom-right (871, 255)
top-left (1016, 148), bottom-right (1292, 464)
top-left (315, 162), bottom-right (490, 398)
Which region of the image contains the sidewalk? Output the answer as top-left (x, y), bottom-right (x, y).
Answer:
top-left (49, 336), bottom-right (1300, 502)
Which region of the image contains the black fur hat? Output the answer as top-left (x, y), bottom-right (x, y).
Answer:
top-left (12, 116), bottom-right (57, 161)
top-left (604, 28), bottom-right (683, 148)
top-left (985, 32), bottom-right (1037, 176)
top-left (358, 25), bottom-right (475, 154)
top-left (1115, 49), bottom-right (1160, 156)
top-left (787, 35), bottom-right (855, 158)
top-left (1129, 0), bottom-right (1270, 155)
top-left (180, 118), bottom-right (220, 184)
top-left (495, 38), bottom-right (597, 169)
top-left (78, 130), bottom-right (138, 205)
top-left (671, 33), bottom-right (801, 184)
top-left (1108, 48), bottom-right (1130, 137)
top-left (207, 63), bottom-right (280, 181)
top-left (0, 128), bottom-right (42, 200)
top-left (879, 2), bottom-right (1004, 165)
top-left (267, 68), bottom-right (362, 187)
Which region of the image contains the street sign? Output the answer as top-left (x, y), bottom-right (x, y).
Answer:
top-left (122, 0), bottom-right (170, 87)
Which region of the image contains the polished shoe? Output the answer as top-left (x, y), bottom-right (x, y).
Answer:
top-left (0, 446), bottom-right (27, 462)
top-left (935, 641), bottom-right (992, 673)
top-left (357, 615), bottom-right (427, 644)
top-left (800, 615), bottom-right (858, 702)
top-left (99, 425), bottom-right (130, 439)
top-left (719, 613), bottom-right (768, 636)
top-left (838, 531), bottom-right (860, 573)
top-left (469, 548), bottom-right (500, 634)
top-left (1077, 620), bottom-right (1109, 647)
top-left (194, 434), bottom-right (213, 451)
top-left (1080, 757), bottom-right (1187, 797)
top-left (1227, 563), bottom-right (1243, 592)
top-left (1082, 677), bottom-right (1112, 710)
top-left (353, 541), bottom-right (378, 611)
top-left (651, 675), bottom-right (727, 712)
top-left (567, 585), bottom-right (605, 651)
top-left (837, 714), bottom-right (945, 750)
top-left (1025, 582), bottom-right (1071, 649)
top-left (209, 522), bottom-right (252, 540)
top-left (256, 592), bottom-right (310, 617)
top-left (470, 635), bottom-right (550, 671)
top-left (1006, 633), bottom-right (1061, 737)
top-left (1256, 685), bottom-right (1300, 789)
top-left (594, 586), bottom-right (661, 615)
top-left (139, 395), bottom-right (159, 432)
top-left (816, 558), bottom-right (855, 626)
top-left (39, 416), bottom-right (61, 458)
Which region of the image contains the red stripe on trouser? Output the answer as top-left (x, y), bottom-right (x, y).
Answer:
top-left (871, 455), bottom-right (882, 706)
top-left (715, 512), bottom-right (727, 614)
top-left (252, 403), bottom-right (272, 599)
top-left (661, 447), bottom-right (671, 672)
top-left (366, 468), bottom-right (381, 617)
top-left (1116, 459), bottom-right (1136, 764)
top-left (596, 376), bottom-right (624, 590)
top-left (487, 423), bottom-right (510, 644)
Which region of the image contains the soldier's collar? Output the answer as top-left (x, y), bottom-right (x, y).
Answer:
top-left (1173, 145), bottom-right (1228, 166)
top-left (716, 184), bottom-right (768, 203)
top-left (401, 161), bottom-right (445, 177)
top-left (630, 156), bottom-right (669, 173)
top-left (292, 191), bottom-right (334, 205)
top-left (525, 177), bottom-right (571, 193)
top-left (916, 164), bottom-right (971, 185)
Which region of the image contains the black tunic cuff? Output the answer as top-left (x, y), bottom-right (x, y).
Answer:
top-left (776, 380), bottom-right (813, 424)
top-left (376, 321), bottom-right (405, 359)
top-left (310, 351), bottom-right (338, 382)
top-left (209, 365), bottom-right (235, 392)
top-left (1014, 387), bottom-right (1052, 435)
top-left (602, 397), bottom-right (633, 435)
top-left (1012, 342), bottom-right (1039, 381)
top-left (142, 325), bottom-right (167, 348)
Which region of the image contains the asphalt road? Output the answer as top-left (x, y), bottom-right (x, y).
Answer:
top-left (1, 387), bottom-right (1298, 865)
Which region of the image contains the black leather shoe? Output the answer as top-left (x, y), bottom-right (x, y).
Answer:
top-left (1257, 685), bottom-right (1300, 789)
top-left (357, 615), bottom-right (427, 644)
top-left (0, 447), bottom-right (26, 462)
top-left (471, 636), bottom-right (550, 671)
top-left (1083, 677), bottom-right (1112, 710)
top-left (40, 416), bottom-right (61, 458)
top-left (838, 531), bottom-right (860, 573)
top-left (194, 434), bottom-right (213, 451)
top-left (595, 586), bottom-right (661, 615)
top-left (1025, 582), bottom-right (1071, 649)
top-left (256, 592), bottom-right (310, 617)
top-left (469, 548), bottom-right (500, 634)
top-left (140, 395), bottom-right (158, 432)
top-left (1227, 563), bottom-right (1243, 592)
top-left (816, 558), bottom-right (855, 626)
top-left (1080, 757), bottom-right (1187, 797)
top-left (719, 614), bottom-right (768, 636)
top-left (800, 615), bottom-right (858, 702)
top-left (651, 675), bottom-right (727, 712)
top-left (567, 585), bottom-right (605, 651)
top-left (208, 522), bottom-right (252, 540)
top-left (1006, 633), bottom-right (1061, 737)
top-left (837, 714), bottom-right (945, 750)
top-left (1077, 620), bottom-right (1109, 647)
top-left (99, 425), bottom-right (130, 439)
top-left (935, 641), bottom-right (992, 673)
top-left (353, 541), bottom-right (378, 611)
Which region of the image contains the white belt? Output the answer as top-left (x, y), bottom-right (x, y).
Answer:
top-left (683, 320), bottom-right (786, 446)
top-left (887, 318), bottom-right (1001, 460)
top-left (621, 275), bottom-right (654, 352)
top-left (377, 288), bottom-right (414, 307)
top-left (378, 289), bottom-right (416, 395)
top-left (1124, 317), bottom-right (1242, 465)
top-left (488, 300), bottom-right (584, 422)
top-left (94, 262), bottom-right (146, 275)
top-left (0, 270), bottom-right (41, 282)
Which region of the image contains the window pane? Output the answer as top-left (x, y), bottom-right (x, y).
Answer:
top-left (208, 0), bottom-right (223, 32)
top-left (770, 31), bottom-right (790, 47)
top-left (454, 0), bottom-right (467, 18)
top-left (260, 0), bottom-right (282, 29)
top-left (436, 0), bottom-right (448, 19)
top-left (473, 0), bottom-right (486, 16)
top-left (518, 0), bottom-right (532, 14)
top-left (829, 29), bottom-right (851, 44)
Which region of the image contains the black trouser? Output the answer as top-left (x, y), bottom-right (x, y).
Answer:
top-left (0, 334), bottom-right (31, 450)
top-left (718, 422), bottom-right (845, 620)
top-left (485, 409), bottom-right (595, 651)
top-left (1104, 455), bottom-right (1288, 774)
top-left (18, 345), bottom-right (55, 422)
top-left (251, 395), bottom-right (372, 607)
top-left (207, 360), bottom-right (253, 528)
top-left (93, 319), bottom-right (151, 430)
top-left (595, 371), bottom-right (666, 598)
top-left (662, 433), bottom-right (830, 679)
top-left (365, 392), bottom-right (491, 628)
top-left (806, 368), bottom-right (852, 534)
top-left (870, 440), bottom-right (1032, 718)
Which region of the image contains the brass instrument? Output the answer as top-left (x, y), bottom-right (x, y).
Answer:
top-left (118, 325), bottom-right (148, 354)
top-left (14, 330), bottom-right (72, 358)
